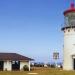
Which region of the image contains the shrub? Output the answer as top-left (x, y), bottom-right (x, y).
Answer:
top-left (23, 65), bottom-right (29, 71)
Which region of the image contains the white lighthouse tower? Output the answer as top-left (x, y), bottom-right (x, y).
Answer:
top-left (62, 2), bottom-right (75, 70)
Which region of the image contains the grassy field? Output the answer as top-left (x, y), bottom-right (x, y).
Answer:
top-left (0, 67), bottom-right (75, 75)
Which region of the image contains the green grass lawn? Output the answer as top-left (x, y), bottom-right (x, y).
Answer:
top-left (0, 68), bottom-right (75, 75)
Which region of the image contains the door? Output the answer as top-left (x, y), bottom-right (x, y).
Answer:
top-left (12, 61), bottom-right (20, 71)
top-left (0, 61), bottom-right (4, 71)
top-left (73, 59), bottom-right (75, 70)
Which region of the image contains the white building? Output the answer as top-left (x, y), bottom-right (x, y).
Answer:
top-left (62, 3), bottom-right (75, 70)
top-left (0, 53), bottom-right (33, 71)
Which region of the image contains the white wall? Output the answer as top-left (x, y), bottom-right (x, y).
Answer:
top-left (4, 61), bottom-right (11, 71)
top-left (63, 28), bottom-right (75, 70)
top-left (3, 60), bottom-right (30, 71)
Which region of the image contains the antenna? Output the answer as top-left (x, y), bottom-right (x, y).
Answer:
top-left (70, 0), bottom-right (75, 8)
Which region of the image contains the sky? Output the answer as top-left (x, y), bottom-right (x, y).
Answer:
top-left (0, 0), bottom-right (72, 63)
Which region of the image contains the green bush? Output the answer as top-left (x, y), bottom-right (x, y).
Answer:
top-left (23, 65), bottom-right (29, 71)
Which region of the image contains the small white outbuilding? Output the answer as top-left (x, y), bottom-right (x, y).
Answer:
top-left (0, 53), bottom-right (33, 71)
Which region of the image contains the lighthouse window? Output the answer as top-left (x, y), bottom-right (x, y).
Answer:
top-left (68, 30), bottom-right (70, 32)
top-left (65, 17), bottom-right (69, 25)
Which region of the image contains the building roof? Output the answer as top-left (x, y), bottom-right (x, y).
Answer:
top-left (0, 53), bottom-right (34, 61)
top-left (64, 3), bottom-right (75, 15)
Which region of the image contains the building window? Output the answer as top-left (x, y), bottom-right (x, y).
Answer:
top-left (12, 61), bottom-right (15, 64)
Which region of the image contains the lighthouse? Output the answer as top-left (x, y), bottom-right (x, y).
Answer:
top-left (62, 2), bottom-right (75, 70)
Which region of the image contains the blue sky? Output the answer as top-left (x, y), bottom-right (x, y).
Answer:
top-left (0, 0), bottom-right (71, 63)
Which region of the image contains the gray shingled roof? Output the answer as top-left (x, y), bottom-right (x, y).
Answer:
top-left (0, 53), bottom-right (33, 61)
